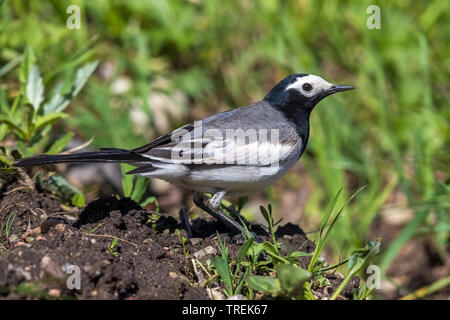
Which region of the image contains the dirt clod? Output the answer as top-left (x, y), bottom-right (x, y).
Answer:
top-left (0, 175), bottom-right (359, 300)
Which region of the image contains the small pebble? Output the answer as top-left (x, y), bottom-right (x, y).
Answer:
top-left (193, 246), bottom-right (216, 260)
top-left (190, 238), bottom-right (202, 245)
top-left (40, 255), bottom-right (65, 280)
top-left (207, 287), bottom-right (225, 300)
top-left (228, 294), bottom-right (247, 300)
top-left (48, 289), bottom-right (61, 298)
top-left (54, 224), bottom-right (66, 232)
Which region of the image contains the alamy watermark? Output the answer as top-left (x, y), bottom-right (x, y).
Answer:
top-left (366, 264), bottom-right (381, 290)
top-left (63, 263), bottom-right (81, 290)
top-left (367, 5), bottom-right (381, 29)
top-left (66, 5), bottom-right (81, 30)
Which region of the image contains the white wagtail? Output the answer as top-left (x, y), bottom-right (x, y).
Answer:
top-left (14, 73), bottom-right (354, 238)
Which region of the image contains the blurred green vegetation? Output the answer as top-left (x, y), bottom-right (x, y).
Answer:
top-left (0, 0), bottom-right (448, 286)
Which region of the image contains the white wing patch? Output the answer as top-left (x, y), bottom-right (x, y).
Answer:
top-left (142, 136), bottom-right (296, 167)
top-left (136, 134), bottom-right (303, 193)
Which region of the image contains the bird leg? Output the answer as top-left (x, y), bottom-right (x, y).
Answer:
top-left (179, 208), bottom-right (193, 238)
top-left (221, 202), bottom-right (250, 227)
top-left (209, 191), bottom-right (250, 227)
top-left (208, 190), bottom-right (227, 210)
top-left (193, 192), bottom-right (244, 234)
top-left (193, 192), bottom-right (262, 243)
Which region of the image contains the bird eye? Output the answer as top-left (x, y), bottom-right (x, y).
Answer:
top-left (302, 83), bottom-right (313, 92)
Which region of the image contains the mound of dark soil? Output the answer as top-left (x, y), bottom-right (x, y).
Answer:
top-left (0, 175), bottom-right (359, 300)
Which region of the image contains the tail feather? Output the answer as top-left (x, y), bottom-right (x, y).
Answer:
top-left (13, 149), bottom-right (147, 167)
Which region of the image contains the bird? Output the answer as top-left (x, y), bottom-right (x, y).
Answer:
top-left (13, 73), bottom-right (354, 239)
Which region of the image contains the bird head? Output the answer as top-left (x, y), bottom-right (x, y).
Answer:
top-left (264, 73), bottom-right (354, 110)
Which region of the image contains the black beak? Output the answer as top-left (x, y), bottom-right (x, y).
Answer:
top-left (328, 84), bottom-right (355, 94)
top-left (313, 84), bottom-right (354, 105)
top-left (317, 84), bottom-right (355, 102)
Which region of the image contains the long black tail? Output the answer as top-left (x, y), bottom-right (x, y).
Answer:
top-left (13, 148), bottom-right (147, 167)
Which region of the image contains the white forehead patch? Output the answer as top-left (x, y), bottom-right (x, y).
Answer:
top-left (285, 75), bottom-right (333, 97)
